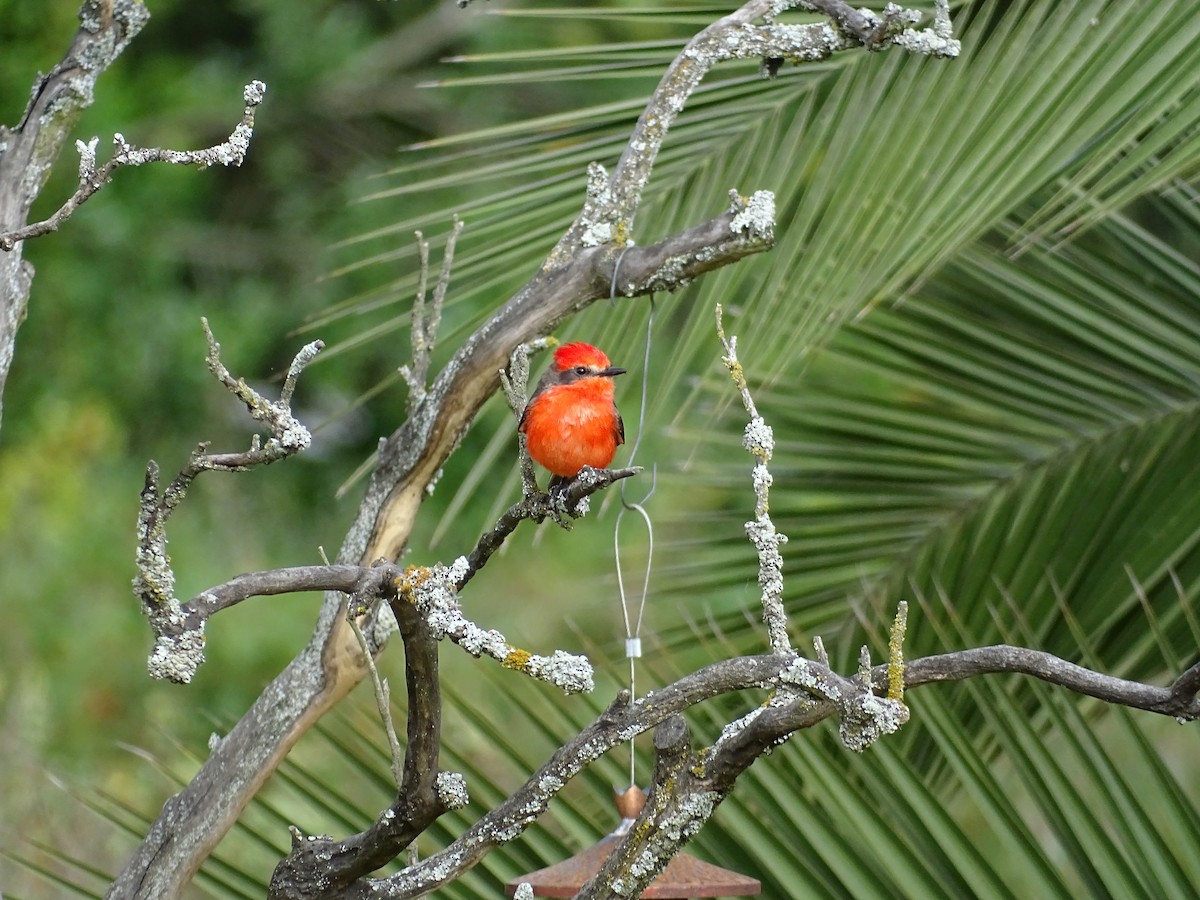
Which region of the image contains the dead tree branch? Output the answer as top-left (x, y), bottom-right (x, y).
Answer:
top-left (0, 0), bottom-right (150, 430)
top-left (268, 643), bottom-right (1199, 899)
top-left (0, 81), bottom-right (266, 252)
top-left (134, 322), bottom-right (320, 683)
top-left (111, 2), bottom-right (962, 896)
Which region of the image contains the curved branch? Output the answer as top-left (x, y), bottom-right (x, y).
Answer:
top-left (0, 81), bottom-right (266, 251)
top-left (879, 646), bottom-right (1200, 720)
top-left (280, 639), bottom-right (1196, 898)
top-left (133, 325), bottom-right (323, 683)
top-left (269, 601), bottom-right (450, 897)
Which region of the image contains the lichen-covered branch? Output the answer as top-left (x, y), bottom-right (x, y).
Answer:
top-left (0, 81), bottom-right (266, 252)
top-left (887, 601), bottom-right (908, 701)
top-left (716, 304), bottom-right (791, 653)
top-left (0, 0), bottom-right (151, 431)
top-left (553, 0), bottom-right (959, 257)
top-left (577, 716), bottom-right (698, 899)
top-left (395, 562), bottom-right (595, 695)
top-left (133, 323), bottom-right (321, 683)
top-left (282, 641), bottom-right (1197, 899)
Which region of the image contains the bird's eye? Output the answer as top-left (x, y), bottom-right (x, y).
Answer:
top-left (574, 365), bottom-right (588, 376)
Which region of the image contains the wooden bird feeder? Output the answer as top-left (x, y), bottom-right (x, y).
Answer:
top-left (505, 787), bottom-right (761, 898)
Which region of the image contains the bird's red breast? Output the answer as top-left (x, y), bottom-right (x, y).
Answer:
top-left (519, 343), bottom-right (626, 478)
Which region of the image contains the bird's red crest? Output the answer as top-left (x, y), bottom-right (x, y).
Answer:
top-left (553, 341), bottom-right (610, 371)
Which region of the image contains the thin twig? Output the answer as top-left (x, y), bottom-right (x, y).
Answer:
top-left (348, 615), bottom-right (406, 789)
top-left (1, 81), bottom-right (267, 251)
top-left (716, 303), bottom-right (791, 653)
top-left (461, 465), bottom-right (640, 588)
top-left (403, 218), bottom-right (464, 412)
top-left (134, 322), bottom-right (322, 682)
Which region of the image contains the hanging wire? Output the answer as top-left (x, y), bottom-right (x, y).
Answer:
top-left (611, 248), bottom-right (657, 789)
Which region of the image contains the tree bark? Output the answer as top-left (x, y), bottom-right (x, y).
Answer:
top-left (0, 0), bottom-right (149, 431)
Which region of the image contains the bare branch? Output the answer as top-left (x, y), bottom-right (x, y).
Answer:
top-left (401, 218), bottom-right (464, 412)
top-left (717, 303), bottom-right (790, 653)
top-left (185, 564), bottom-right (389, 622)
top-left (0, 81), bottom-right (267, 251)
top-left (347, 613), bottom-right (406, 789)
top-left (133, 324), bottom-right (322, 683)
top-left (877, 646), bottom-right (1200, 721)
top-left (460, 465), bottom-right (641, 588)
top-left (395, 562), bottom-right (595, 695)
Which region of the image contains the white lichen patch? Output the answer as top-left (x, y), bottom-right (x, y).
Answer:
top-left (716, 705), bottom-right (766, 746)
top-left (778, 656), bottom-right (840, 702)
top-left (447, 555), bottom-right (471, 585)
top-left (891, 27), bottom-right (961, 57)
top-left (436, 771), bottom-right (469, 809)
top-left (147, 626), bottom-right (206, 684)
top-left (742, 417), bottom-right (774, 458)
top-left (581, 220), bottom-right (614, 247)
top-left (730, 190), bottom-right (776, 241)
top-left (838, 693), bottom-right (909, 752)
top-left (527, 650), bottom-right (595, 694)
top-left (586, 161), bottom-right (612, 204)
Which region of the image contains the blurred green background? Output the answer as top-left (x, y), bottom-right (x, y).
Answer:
top-left (3, 1), bottom-right (1200, 898)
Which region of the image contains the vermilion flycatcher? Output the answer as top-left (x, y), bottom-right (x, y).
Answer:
top-left (519, 342), bottom-right (626, 482)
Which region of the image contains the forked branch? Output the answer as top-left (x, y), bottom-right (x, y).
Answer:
top-left (0, 82), bottom-right (266, 251)
top-left (134, 322), bottom-right (320, 683)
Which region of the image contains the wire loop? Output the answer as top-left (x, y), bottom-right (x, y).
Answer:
top-left (611, 251), bottom-right (657, 787)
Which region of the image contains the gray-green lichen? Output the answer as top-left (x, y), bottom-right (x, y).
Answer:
top-left (404, 561), bottom-right (594, 693)
top-left (730, 189), bottom-right (776, 241)
top-left (615, 792), bottom-right (719, 896)
top-left (436, 771), bottom-right (469, 810)
top-left (838, 692), bottom-right (909, 752)
top-left (147, 623), bottom-right (205, 684)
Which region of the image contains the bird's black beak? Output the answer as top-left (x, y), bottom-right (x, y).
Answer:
top-left (599, 366), bottom-right (627, 378)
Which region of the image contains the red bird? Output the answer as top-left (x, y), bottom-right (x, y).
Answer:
top-left (519, 342), bottom-right (626, 481)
